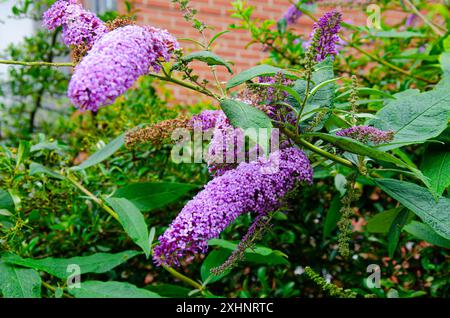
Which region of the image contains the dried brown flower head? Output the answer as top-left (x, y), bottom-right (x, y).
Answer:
top-left (72, 43), bottom-right (92, 64)
top-left (105, 17), bottom-right (136, 32)
top-left (125, 116), bottom-right (192, 148)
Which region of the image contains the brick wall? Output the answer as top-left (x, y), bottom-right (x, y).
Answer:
top-left (117, 1), bottom-right (404, 105)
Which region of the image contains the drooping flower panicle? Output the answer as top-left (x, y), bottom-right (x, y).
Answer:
top-left (153, 147), bottom-right (313, 266)
top-left (68, 25), bottom-right (179, 111)
top-left (336, 125), bottom-right (394, 145)
top-left (43, 0), bottom-right (107, 47)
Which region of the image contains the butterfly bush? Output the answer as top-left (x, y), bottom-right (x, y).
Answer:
top-left (68, 25), bottom-right (179, 111)
top-left (43, 0), bottom-right (107, 47)
top-left (153, 147), bottom-right (313, 266)
top-left (336, 126), bottom-right (395, 144)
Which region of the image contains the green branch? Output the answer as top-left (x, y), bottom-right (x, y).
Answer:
top-left (66, 173), bottom-right (119, 221)
top-left (345, 41), bottom-right (435, 84)
top-left (161, 264), bottom-right (203, 291)
top-left (403, 0), bottom-right (446, 35)
top-left (0, 59), bottom-right (221, 100)
top-left (41, 281), bottom-right (73, 298)
top-left (282, 128), bottom-right (354, 169)
top-left (148, 72), bottom-right (221, 100)
top-left (0, 59), bottom-right (74, 67)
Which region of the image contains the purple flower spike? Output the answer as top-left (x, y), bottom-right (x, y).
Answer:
top-left (43, 0), bottom-right (107, 47)
top-left (68, 25), bottom-right (179, 111)
top-left (307, 10), bottom-right (343, 62)
top-left (283, 3), bottom-right (303, 25)
top-left (153, 147), bottom-right (313, 267)
top-left (336, 125), bottom-right (395, 145)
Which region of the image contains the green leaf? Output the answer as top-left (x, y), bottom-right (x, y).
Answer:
top-left (387, 208), bottom-right (412, 258)
top-left (30, 140), bottom-right (63, 153)
top-left (208, 30), bottom-right (230, 48)
top-left (112, 182), bottom-right (197, 212)
top-left (0, 188), bottom-right (15, 212)
top-left (334, 174), bottom-right (347, 196)
top-left (308, 132), bottom-right (429, 187)
top-left (0, 261), bottom-right (41, 298)
top-left (148, 227), bottom-right (156, 248)
top-left (29, 162), bottom-right (64, 180)
top-left (375, 179), bottom-right (450, 239)
top-left (208, 239), bottom-right (289, 265)
top-left (367, 208), bottom-right (403, 233)
top-left (421, 145), bottom-right (450, 196)
top-left (371, 86), bottom-right (450, 150)
top-left (220, 99), bottom-right (273, 129)
top-left (146, 284), bottom-right (191, 298)
top-left (68, 281), bottom-right (160, 298)
top-left (106, 198), bottom-right (150, 258)
top-left (71, 134), bottom-right (124, 170)
top-left (439, 36), bottom-right (450, 80)
top-left (440, 52), bottom-right (450, 80)
top-left (0, 209), bottom-right (13, 217)
top-left (182, 50), bottom-right (233, 73)
top-left (16, 140), bottom-right (30, 169)
top-left (277, 18), bottom-right (287, 34)
top-left (201, 249), bottom-right (232, 285)
top-left (55, 287), bottom-right (64, 298)
top-left (2, 251), bottom-right (140, 280)
top-left (323, 195), bottom-right (342, 239)
top-left (226, 64), bottom-right (292, 89)
top-left (288, 58), bottom-right (335, 122)
top-left (404, 221), bottom-right (450, 249)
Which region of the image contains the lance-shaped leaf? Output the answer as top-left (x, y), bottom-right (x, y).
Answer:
top-left (375, 178), bottom-right (450, 240)
top-left (112, 182), bottom-right (197, 212)
top-left (182, 50), bottom-right (233, 73)
top-left (371, 86), bottom-right (450, 150)
top-left (220, 99), bottom-right (273, 129)
top-left (226, 64), bottom-right (294, 89)
top-left (0, 261), bottom-right (41, 298)
top-left (421, 145), bottom-right (450, 196)
top-left (29, 162), bottom-right (64, 180)
top-left (287, 58), bottom-right (335, 123)
top-left (0, 188), bottom-right (15, 212)
top-left (71, 134), bottom-right (124, 170)
top-left (404, 221), bottom-right (450, 249)
top-left (68, 281), bottom-right (161, 298)
top-left (307, 132), bottom-right (430, 188)
top-left (2, 251), bottom-right (140, 279)
top-left (106, 198), bottom-right (151, 258)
